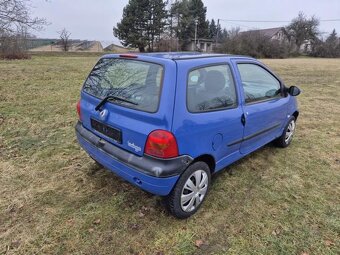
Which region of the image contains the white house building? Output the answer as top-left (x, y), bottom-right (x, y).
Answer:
top-left (187, 38), bottom-right (214, 52)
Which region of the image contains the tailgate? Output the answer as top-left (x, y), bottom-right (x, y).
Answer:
top-left (79, 55), bottom-right (177, 156)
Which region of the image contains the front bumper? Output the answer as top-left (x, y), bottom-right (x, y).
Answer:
top-left (75, 121), bottom-right (193, 196)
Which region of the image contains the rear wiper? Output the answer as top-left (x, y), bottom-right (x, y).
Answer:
top-left (95, 95), bottom-right (138, 111)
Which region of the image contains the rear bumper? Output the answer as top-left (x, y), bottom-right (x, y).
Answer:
top-left (75, 121), bottom-right (192, 196)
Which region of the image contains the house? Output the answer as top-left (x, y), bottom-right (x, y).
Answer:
top-left (239, 27), bottom-right (288, 42)
top-left (187, 38), bottom-right (214, 52)
top-left (104, 43), bottom-right (130, 53)
top-left (300, 39), bottom-right (314, 53)
top-left (75, 41), bottom-right (103, 52)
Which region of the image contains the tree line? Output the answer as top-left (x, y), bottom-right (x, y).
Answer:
top-left (218, 12), bottom-right (340, 58)
top-left (114, 0), bottom-right (221, 52)
top-left (1, 0), bottom-right (339, 59)
top-left (114, 1), bottom-right (340, 58)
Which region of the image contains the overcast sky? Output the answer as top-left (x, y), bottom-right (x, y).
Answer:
top-left (31, 0), bottom-right (340, 43)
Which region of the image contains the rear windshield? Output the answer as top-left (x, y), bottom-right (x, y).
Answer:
top-left (83, 58), bottom-right (163, 113)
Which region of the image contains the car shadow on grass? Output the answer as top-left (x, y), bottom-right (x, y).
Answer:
top-left (80, 141), bottom-right (284, 218)
top-left (81, 160), bottom-right (169, 215)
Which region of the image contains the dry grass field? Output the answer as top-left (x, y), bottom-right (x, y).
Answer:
top-left (0, 54), bottom-right (339, 255)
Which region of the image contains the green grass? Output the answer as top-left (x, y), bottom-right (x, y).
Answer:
top-left (0, 55), bottom-right (339, 255)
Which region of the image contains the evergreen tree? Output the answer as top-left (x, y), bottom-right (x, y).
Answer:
top-left (325, 29), bottom-right (340, 57)
top-left (171, 0), bottom-right (209, 50)
top-left (147, 0), bottom-right (168, 51)
top-left (187, 0), bottom-right (209, 39)
top-left (216, 20), bottom-right (222, 42)
top-left (114, 0), bottom-right (167, 52)
top-left (209, 19), bottom-right (217, 39)
top-left (171, 0), bottom-right (189, 44)
top-left (219, 28), bottom-right (229, 42)
top-left (326, 29), bottom-right (338, 44)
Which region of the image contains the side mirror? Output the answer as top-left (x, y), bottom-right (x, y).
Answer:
top-left (288, 86), bottom-right (301, 96)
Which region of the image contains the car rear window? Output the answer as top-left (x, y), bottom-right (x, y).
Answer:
top-left (83, 58), bottom-right (163, 113)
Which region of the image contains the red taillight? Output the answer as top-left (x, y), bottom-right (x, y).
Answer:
top-left (76, 100), bottom-right (81, 121)
top-left (144, 130), bottom-right (179, 159)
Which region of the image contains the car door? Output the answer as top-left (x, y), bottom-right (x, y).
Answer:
top-left (172, 58), bottom-right (245, 172)
top-left (233, 60), bottom-right (289, 155)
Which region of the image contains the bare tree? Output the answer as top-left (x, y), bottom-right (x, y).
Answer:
top-left (58, 28), bottom-right (71, 52)
top-left (0, 0), bottom-right (46, 59)
top-left (286, 12), bottom-right (320, 54)
top-left (0, 0), bottom-right (46, 33)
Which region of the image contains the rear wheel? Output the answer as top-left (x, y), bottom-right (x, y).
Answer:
top-left (166, 161), bottom-right (211, 219)
top-left (274, 117), bottom-right (296, 148)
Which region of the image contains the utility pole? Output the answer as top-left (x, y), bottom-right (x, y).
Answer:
top-left (215, 18), bottom-right (220, 50)
top-left (169, 0), bottom-right (173, 51)
top-left (174, 0), bottom-right (179, 51)
top-left (194, 19), bottom-right (198, 51)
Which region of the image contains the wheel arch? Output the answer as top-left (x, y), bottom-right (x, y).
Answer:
top-left (292, 111), bottom-right (299, 120)
top-left (191, 154), bottom-right (216, 174)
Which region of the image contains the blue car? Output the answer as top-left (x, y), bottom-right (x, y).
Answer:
top-left (75, 53), bottom-right (301, 218)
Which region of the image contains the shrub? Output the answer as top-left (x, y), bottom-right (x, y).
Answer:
top-left (218, 32), bottom-right (289, 59)
top-left (0, 32), bottom-right (31, 60)
top-left (310, 30), bottom-right (340, 58)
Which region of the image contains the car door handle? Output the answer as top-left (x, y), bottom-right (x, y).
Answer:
top-left (241, 113), bottom-right (246, 126)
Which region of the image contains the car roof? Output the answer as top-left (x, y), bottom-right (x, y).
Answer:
top-left (102, 52), bottom-right (254, 61)
top-left (140, 52), bottom-right (228, 60)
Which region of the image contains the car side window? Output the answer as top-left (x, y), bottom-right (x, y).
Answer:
top-left (237, 63), bottom-right (281, 103)
top-left (187, 65), bottom-right (237, 112)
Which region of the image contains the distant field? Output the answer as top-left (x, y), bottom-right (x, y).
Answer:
top-left (0, 55), bottom-right (339, 255)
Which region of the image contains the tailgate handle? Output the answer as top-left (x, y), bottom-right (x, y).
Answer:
top-left (97, 139), bottom-right (106, 148)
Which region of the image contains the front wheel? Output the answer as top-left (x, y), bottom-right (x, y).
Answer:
top-left (274, 117), bottom-right (296, 148)
top-left (165, 161), bottom-right (211, 219)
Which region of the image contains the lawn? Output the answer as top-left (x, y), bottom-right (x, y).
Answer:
top-left (0, 54), bottom-right (339, 255)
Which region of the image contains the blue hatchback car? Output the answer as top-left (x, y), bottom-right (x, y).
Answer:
top-left (76, 52), bottom-right (300, 218)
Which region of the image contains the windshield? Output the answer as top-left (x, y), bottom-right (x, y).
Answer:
top-left (83, 58), bottom-right (163, 113)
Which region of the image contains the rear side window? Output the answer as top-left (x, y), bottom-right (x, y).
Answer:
top-left (187, 65), bottom-right (237, 112)
top-left (83, 58), bottom-right (163, 113)
top-left (237, 63), bottom-right (281, 103)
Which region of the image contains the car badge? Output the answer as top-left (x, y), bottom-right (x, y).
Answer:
top-left (99, 109), bottom-right (108, 120)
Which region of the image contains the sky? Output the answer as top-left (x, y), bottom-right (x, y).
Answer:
top-left (31, 0), bottom-right (340, 44)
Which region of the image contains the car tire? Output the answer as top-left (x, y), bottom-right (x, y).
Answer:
top-left (165, 161), bottom-right (211, 219)
top-left (274, 116), bottom-right (296, 148)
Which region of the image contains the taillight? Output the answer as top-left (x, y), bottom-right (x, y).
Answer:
top-left (144, 130), bottom-right (179, 159)
top-left (76, 100), bottom-right (81, 121)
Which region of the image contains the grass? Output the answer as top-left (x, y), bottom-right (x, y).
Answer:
top-left (0, 54), bottom-right (339, 255)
